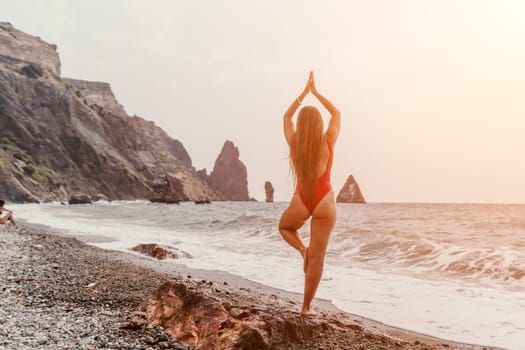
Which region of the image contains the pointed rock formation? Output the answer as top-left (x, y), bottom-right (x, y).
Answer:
top-left (201, 141), bottom-right (250, 201)
top-left (264, 181), bottom-right (274, 203)
top-left (336, 175), bottom-right (366, 203)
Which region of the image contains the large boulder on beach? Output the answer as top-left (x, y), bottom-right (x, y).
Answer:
top-left (131, 244), bottom-right (192, 260)
top-left (336, 175), bottom-right (366, 203)
top-left (264, 181), bottom-right (274, 203)
top-left (68, 193), bottom-right (92, 205)
top-left (149, 176), bottom-right (188, 204)
top-left (140, 280), bottom-right (331, 349)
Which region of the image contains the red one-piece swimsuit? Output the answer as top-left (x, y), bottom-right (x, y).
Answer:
top-left (296, 137), bottom-right (334, 214)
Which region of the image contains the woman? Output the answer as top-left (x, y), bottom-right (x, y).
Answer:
top-left (279, 71), bottom-right (340, 317)
top-left (0, 199), bottom-right (16, 225)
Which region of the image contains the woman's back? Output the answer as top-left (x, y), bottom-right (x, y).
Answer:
top-left (294, 135), bottom-right (334, 214)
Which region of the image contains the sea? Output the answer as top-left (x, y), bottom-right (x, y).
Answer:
top-left (10, 201), bottom-right (525, 350)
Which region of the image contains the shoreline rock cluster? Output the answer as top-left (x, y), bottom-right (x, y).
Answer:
top-left (0, 224), bottom-right (495, 350)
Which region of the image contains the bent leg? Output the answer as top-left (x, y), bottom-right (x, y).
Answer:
top-left (278, 193), bottom-right (310, 256)
top-left (302, 192), bottom-right (336, 316)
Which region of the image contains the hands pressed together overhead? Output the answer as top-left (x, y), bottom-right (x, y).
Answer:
top-left (298, 71), bottom-right (319, 103)
top-left (285, 70), bottom-right (340, 144)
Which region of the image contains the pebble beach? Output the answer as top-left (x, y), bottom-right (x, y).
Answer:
top-left (0, 224), bottom-right (499, 350)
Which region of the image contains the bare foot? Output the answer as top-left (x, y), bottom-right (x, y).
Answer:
top-left (300, 309), bottom-right (317, 318)
top-left (302, 247), bottom-right (309, 274)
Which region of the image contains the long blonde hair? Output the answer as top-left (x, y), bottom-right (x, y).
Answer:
top-left (290, 106), bottom-right (325, 203)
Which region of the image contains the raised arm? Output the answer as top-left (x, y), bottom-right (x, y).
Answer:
top-left (283, 72), bottom-right (313, 145)
top-left (311, 74), bottom-right (341, 144)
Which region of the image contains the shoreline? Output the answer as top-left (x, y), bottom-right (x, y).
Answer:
top-left (1, 223), bottom-right (499, 349)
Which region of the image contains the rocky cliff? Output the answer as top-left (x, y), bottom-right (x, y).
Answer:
top-left (336, 175), bottom-right (366, 204)
top-left (198, 141), bottom-right (250, 201)
top-left (0, 22), bottom-right (60, 76)
top-left (0, 22), bottom-right (220, 203)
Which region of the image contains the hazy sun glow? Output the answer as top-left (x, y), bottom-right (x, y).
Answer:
top-left (494, 0), bottom-right (525, 31)
top-left (465, 1), bottom-right (525, 43)
top-left (2, 0), bottom-right (525, 202)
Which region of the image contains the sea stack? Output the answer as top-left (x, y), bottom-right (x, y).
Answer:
top-left (264, 181), bottom-right (274, 202)
top-left (206, 140), bottom-right (250, 201)
top-left (336, 175), bottom-right (366, 203)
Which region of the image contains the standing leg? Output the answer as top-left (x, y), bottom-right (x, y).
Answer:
top-left (278, 194), bottom-right (310, 257)
top-left (302, 193), bottom-right (336, 316)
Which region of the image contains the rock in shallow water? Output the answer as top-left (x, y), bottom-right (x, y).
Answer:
top-left (264, 181), bottom-right (274, 203)
top-left (131, 244), bottom-right (192, 260)
top-left (336, 175), bottom-right (366, 204)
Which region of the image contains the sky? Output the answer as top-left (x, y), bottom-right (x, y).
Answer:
top-left (1, 0), bottom-right (525, 203)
